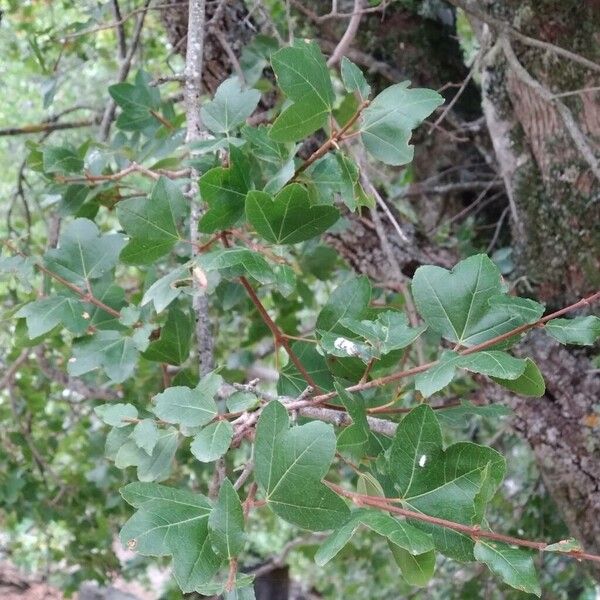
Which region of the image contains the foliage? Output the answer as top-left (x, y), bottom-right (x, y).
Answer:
top-left (1, 4), bottom-right (600, 599)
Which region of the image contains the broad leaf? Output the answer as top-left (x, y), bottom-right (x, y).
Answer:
top-left (95, 403), bottom-right (138, 427)
top-left (340, 57), bottom-right (371, 99)
top-left (389, 405), bottom-right (505, 560)
top-left (199, 146), bottom-right (252, 232)
top-left (17, 295), bottom-right (89, 338)
top-left (246, 184), bottom-right (339, 244)
top-left (44, 219), bottom-right (125, 288)
top-left (277, 341), bottom-right (334, 396)
top-left (360, 82), bottom-right (443, 165)
top-left (117, 176), bottom-right (187, 265)
top-left (196, 248), bottom-right (274, 285)
top-left (412, 254), bottom-right (541, 347)
top-left (69, 330), bottom-right (138, 383)
top-left (254, 400), bottom-right (349, 530)
top-left (153, 372), bottom-right (222, 427)
top-left (270, 41), bottom-right (334, 141)
top-left (545, 316), bottom-right (600, 346)
top-left (190, 420), bottom-right (234, 462)
top-left (120, 483), bottom-right (221, 592)
top-left (474, 541), bottom-right (540, 596)
top-left (492, 358), bottom-right (545, 397)
top-left (142, 305), bottom-right (193, 365)
top-left (208, 479), bottom-right (245, 559)
top-left (132, 419), bottom-right (160, 455)
top-left (201, 77), bottom-right (261, 135)
top-left (315, 509), bottom-right (434, 566)
top-left (43, 145), bottom-right (83, 173)
top-left (389, 545), bottom-right (436, 587)
top-left (109, 71), bottom-right (162, 132)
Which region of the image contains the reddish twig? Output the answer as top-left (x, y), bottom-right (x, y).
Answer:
top-left (325, 481), bottom-right (600, 564)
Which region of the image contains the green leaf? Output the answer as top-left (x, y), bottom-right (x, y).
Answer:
top-left (341, 311), bottom-right (426, 357)
top-left (545, 316), bottom-right (600, 346)
top-left (120, 482), bottom-right (221, 592)
top-left (336, 384), bottom-right (370, 460)
top-left (388, 405), bottom-right (506, 560)
top-left (208, 479), bottom-right (245, 559)
top-left (316, 276), bottom-right (371, 334)
top-left (414, 351), bottom-right (459, 397)
top-left (141, 265), bottom-right (190, 313)
top-left (196, 248), bottom-right (275, 284)
top-left (492, 358), bottom-right (545, 397)
top-left (44, 219), bottom-right (125, 288)
top-left (199, 146), bottom-right (252, 232)
top-left (69, 330), bottom-right (138, 383)
top-left (412, 254), bottom-right (540, 347)
top-left (254, 400), bottom-right (349, 530)
top-left (153, 372), bottom-right (222, 427)
top-left (226, 392), bottom-right (259, 413)
top-left (16, 295), bottom-right (89, 338)
top-left (191, 420), bottom-right (234, 462)
top-left (360, 82), bottom-right (443, 165)
top-left (201, 77), bottom-right (261, 135)
top-left (277, 341), bottom-right (334, 396)
top-left (115, 427), bottom-right (179, 482)
top-left (109, 71), bottom-right (161, 132)
top-left (117, 177), bottom-right (188, 265)
top-left (544, 538), bottom-right (582, 553)
top-left (389, 545), bottom-right (436, 587)
top-left (142, 305), bottom-right (193, 365)
top-left (474, 541), bottom-right (540, 596)
top-left (132, 419), bottom-right (160, 455)
top-left (246, 184), bottom-right (339, 245)
top-left (43, 145), bottom-right (83, 173)
top-left (270, 41), bottom-right (334, 141)
top-left (95, 403), bottom-right (138, 427)
top-left (341, 57), bottom-right (371, 99)
top-left (315, 509), bottom-right (434, 566)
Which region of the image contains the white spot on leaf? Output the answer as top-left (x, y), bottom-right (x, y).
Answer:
top-left (333, 337), bottom-right (359, 357)
top-left (419, 454), bottom-right (427, 467)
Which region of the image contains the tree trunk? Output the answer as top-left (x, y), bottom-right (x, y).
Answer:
top-left (462, 0), bottom-right (600, 575)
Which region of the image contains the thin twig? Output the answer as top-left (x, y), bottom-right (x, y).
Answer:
top-left (326, 482), bottom-right (600, 564)
top-left (326, 0), bottom-right (364, 67)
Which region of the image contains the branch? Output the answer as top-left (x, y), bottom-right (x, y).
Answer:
top-left (500, 36), bottom-right (600, 183)
top-left (447, 0), bottom-right (600, 75)
top-left (326, 0), bottom-right (364, 68)
top-left (54, 163), bottom-right (190, 185)
top-left (326, 482), bottom-right (600, 564)
top-left (111, 0), bottom-right (127, 59)
top-left (184, 0), bottom-right (214, 377)
top-left (288, 288), bottom-right (600, 408)
top-left (0, 119), bottom-right (96, 137)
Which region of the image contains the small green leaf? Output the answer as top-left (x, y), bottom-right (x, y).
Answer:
top-left (389, 545), bottom-right (436, 587)
top-left (415, 351), bottom-right (459, 397)
top-left (109, 71), bottom-right (162, 132)
top-left (44, 219), bottom-right (125, 288)
top-left (254, 400), bottom-right (350, 530)
top-left (196, 248), bottom-right (275, 284)
top-left (117, 177), bottom-right (188, 265)
top-left (277, 341), bottom-right (334, 396)
top-left (208, 479), bottom-right (245, 558)
top-left (43, 145), bottom-right (83, 173)
top-left (199, 146), bottom-right (252, 232)
top-left (141, 265), bottom-right (190, 313)
top-left (544, 538), bottom-right (582, 552)
top-left (115, 427), bottom-right (178, 482)
top-left (201, 77), bottom-right (261, 135)
top-left (474, 541), bottom-right (541, 596)
top-left (16, 295), bottom-right (89, 338)
top-left (270, 41), bottom-right (334, 141)
top-left (315, 509), bottom-right (434, 566)
top-left (191, 420), bottom-right (234, 462)
top-left (316, 276), bottom-right (371, 334)
top-left (246, 184), bottom-right (339, 245)
top-left (69, 330), bottom-right (138, 383)
top-left (545, 316), bottom-right (600, 346)
top-left (120, 482), bottom-right (221, 592)
top-left (153, 372), bottom-right (222, 427)
top-left (226, 392), bottom-right (259, 413)
top-left (492, 358), bottom-right (545, 397)
top-left (340, 57), bottom-right (371, 99)
top-left (132, 419), bottom-right (160, 455)
top-left (360, 82), bottom-right (443, 165)
top-left (95, 403), bottom-right (138, 427)
top-left (142, 305), bottom-right (193, 366)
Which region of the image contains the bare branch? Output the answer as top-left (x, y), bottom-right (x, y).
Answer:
top-left (326, 0), bottom-right (364, 68)
top-left (111, 0), bottom-right (128, 59)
